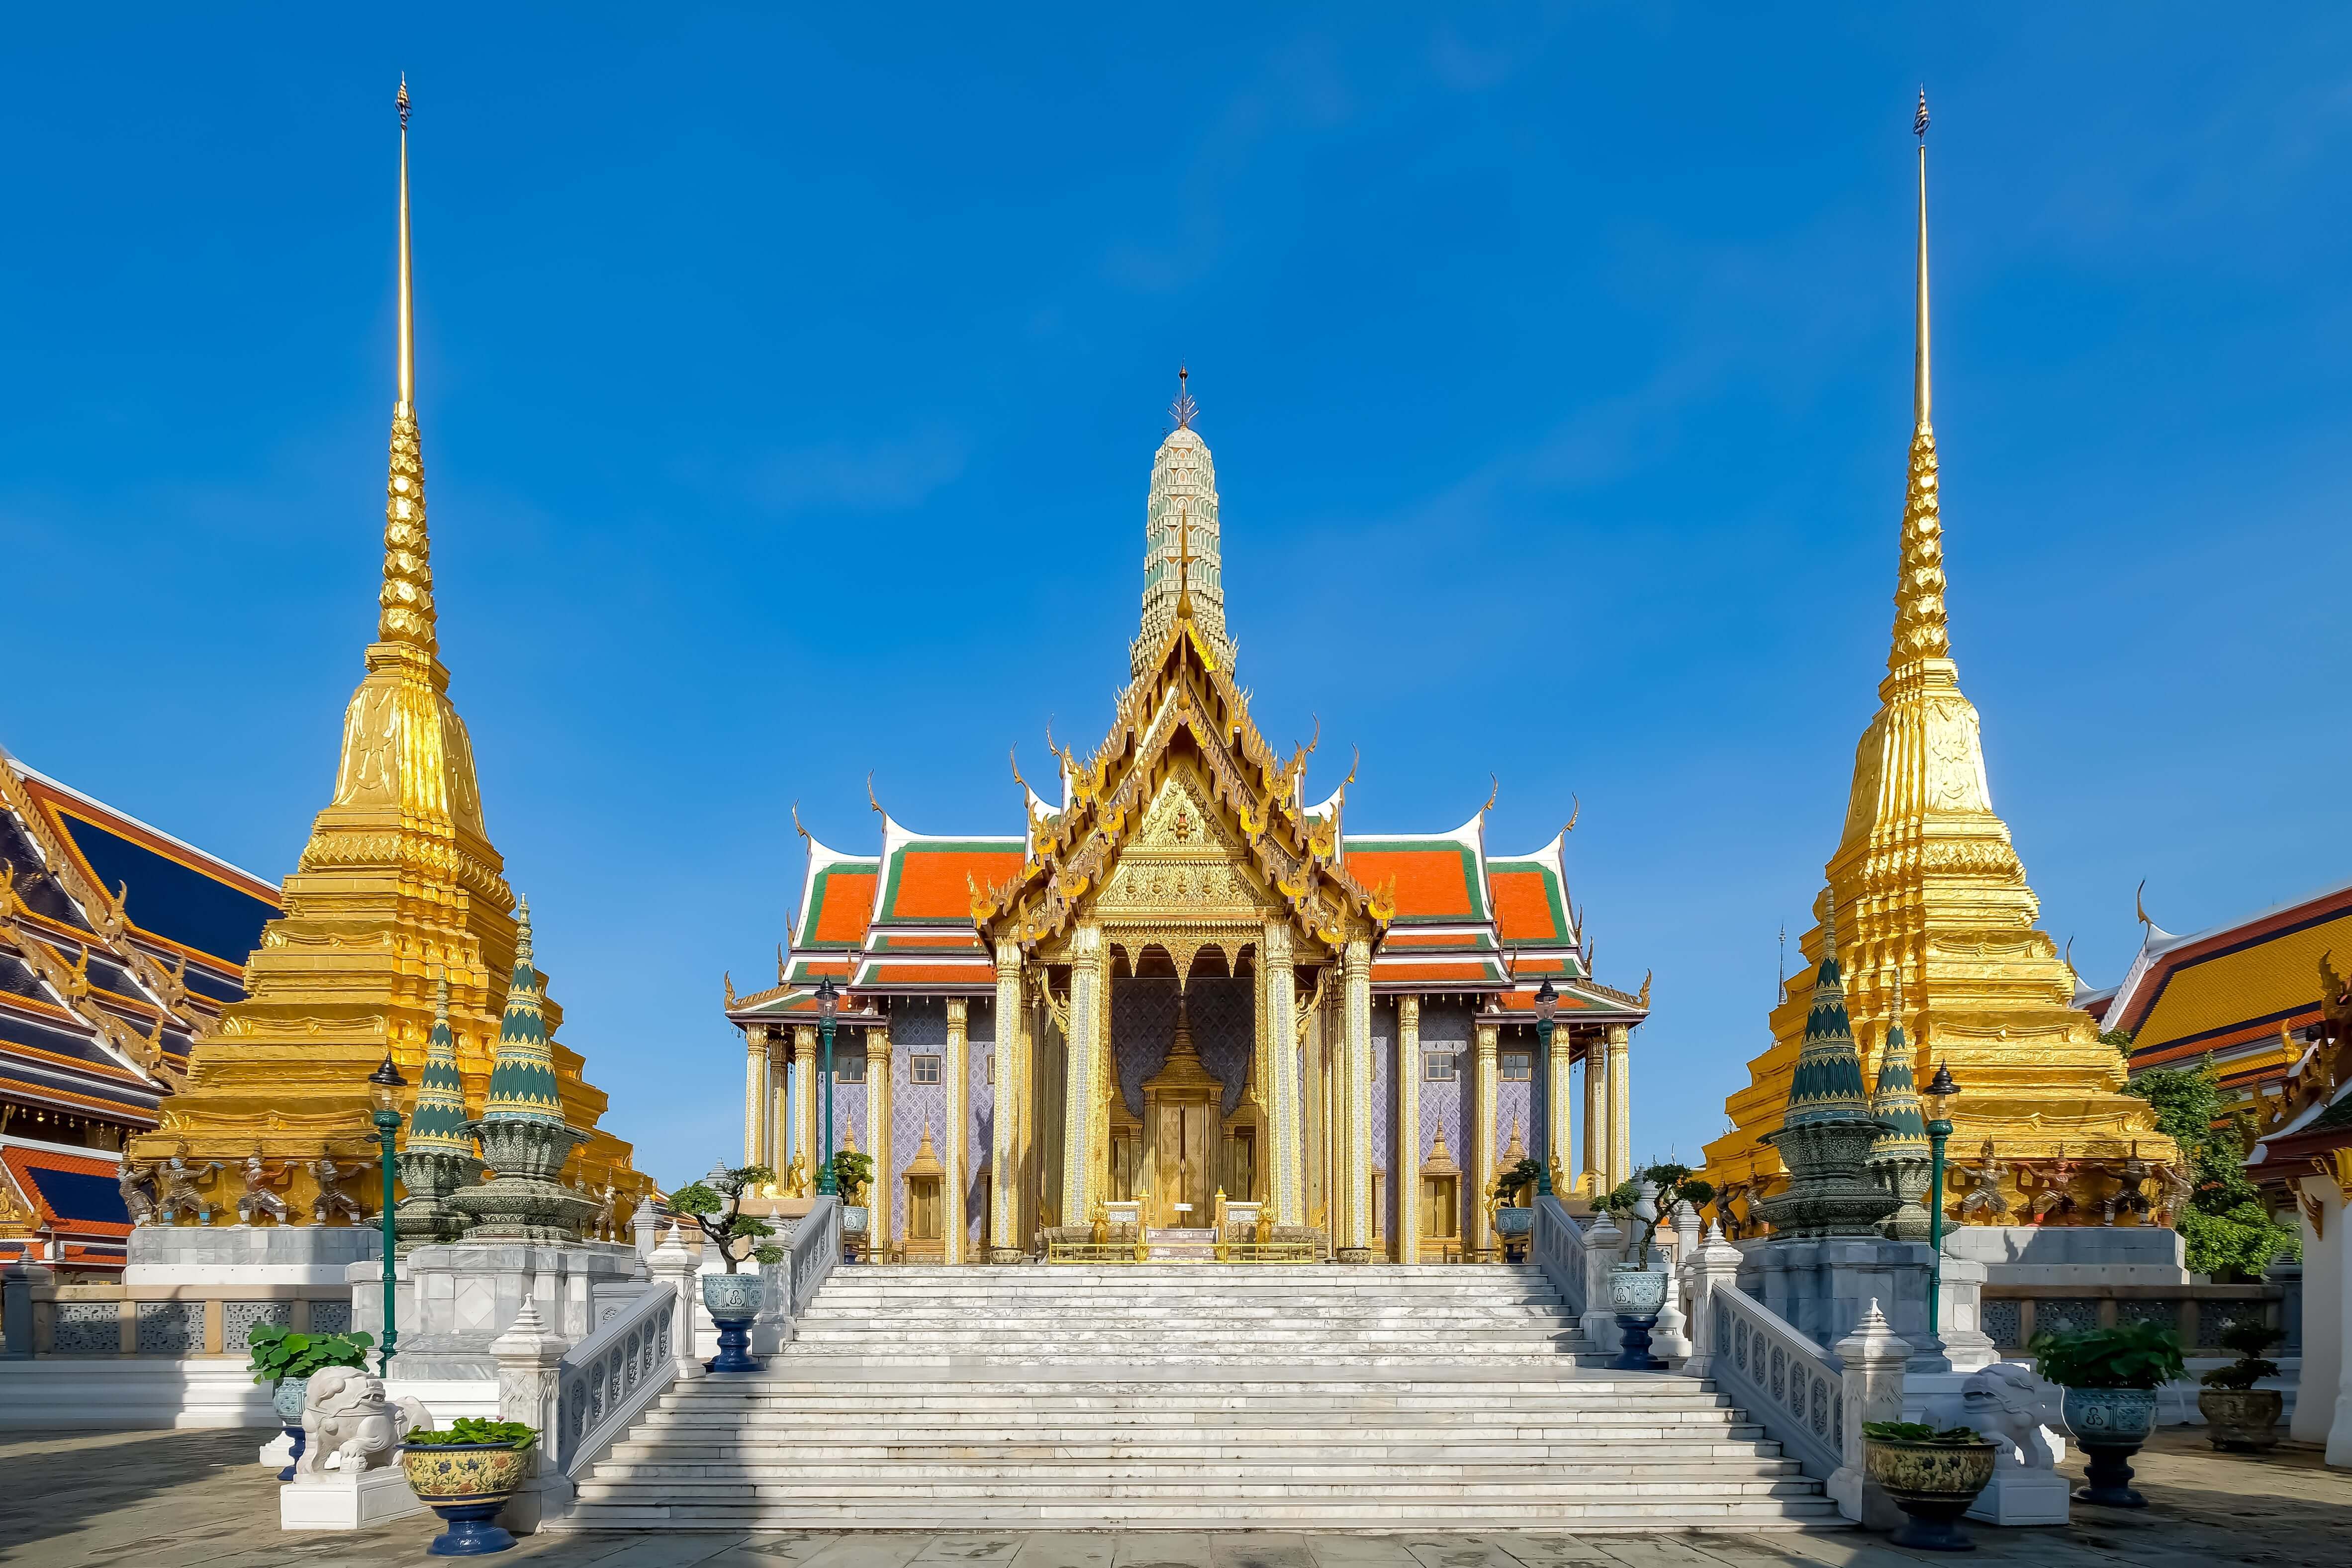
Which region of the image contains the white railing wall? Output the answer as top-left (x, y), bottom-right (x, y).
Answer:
top-left (1710, 1284), bottom-right (1845, 1480)
top-left (1528, 1196), bottom-right (1586, 1318)
top-left (753, 1195), bottom-right (841, 1354)
top-left (556, 1281), bottom-right (674, 1477)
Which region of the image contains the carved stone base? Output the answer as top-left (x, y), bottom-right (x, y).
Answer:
top-left (987, 1247), bottom-right (1025, 1266)
top-left (1336, 1247), bottom-right (1371, 1266)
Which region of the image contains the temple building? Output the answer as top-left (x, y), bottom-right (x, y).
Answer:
top-left (1702, 109), bottom-right (2174, 1226)
top-left (725, 383), bottom-right (1650, 1263)
top-left (123, 82), bottom-right (650, 1226)
top-left (2082, 877), bottom-right (2352, 1103)
top-left (0, 747), bottom-right (280, 1276)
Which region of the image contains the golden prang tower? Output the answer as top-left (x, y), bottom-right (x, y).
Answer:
top-left (129, 82), bottom-right (647, 1220)
top-left (1702, 96), bottom-right (2172, 1220)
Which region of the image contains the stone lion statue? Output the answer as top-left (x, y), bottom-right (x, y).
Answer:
top-left (294, 1367), bottom-right (431, 1480)
top-left (1926, 1363), bottom-right (2058, 1469)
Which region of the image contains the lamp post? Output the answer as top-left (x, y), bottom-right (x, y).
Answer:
top-left (365, 1053), bottom-right (406, 1376)
top-left (1532, 979), bottom-right (1558, 1198)
top-left (1921, 1061), bottom-right (1960, 1339)
top-left (815, 976), bottom-right (839, 1197)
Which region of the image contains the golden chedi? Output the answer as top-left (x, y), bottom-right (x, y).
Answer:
top-left (129, 82), bottom-right (647, 1221)
top-left (1702, 96), bottom-right (2171, 1226)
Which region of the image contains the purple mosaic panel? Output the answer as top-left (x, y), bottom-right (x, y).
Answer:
top-left (1112, 977), bottom-right (1176, 1117)
top-left (1418, 1002), bottom-right (1471, 1239)
top-left (968, 1001), bottom-right (996, 1246)
top-left (1498, 1076), bottom-right (1533, 1169)
top-left (1189, 977), bottom-right (1253, 1117)
top-left (889, 1001), bottom-right (948, 1239)
top-left (1371, 1000), bottom-right (1394, 1236)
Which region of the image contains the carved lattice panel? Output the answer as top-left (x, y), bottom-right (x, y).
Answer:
top-left (1113, 978), bottom-right (1178, 1117)
top-left (1189, 978), bottom-right (1252, 1117)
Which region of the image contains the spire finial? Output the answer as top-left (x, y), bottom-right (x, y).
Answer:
top-left (1913, 88), bottom-right (1932, 429)
top-left (435, 970), bottom-right (450, 1020)
top-left (377, 76), bottom-right (436, 650)
top-left (1174, 499), bottom-right (1195, 620)
top-left (1885, 90), bottom-right (1951, 681)
top-left (515, 897), bottom-right (533, 965)
top-left (1170, 364), bottom-right (1197, 431)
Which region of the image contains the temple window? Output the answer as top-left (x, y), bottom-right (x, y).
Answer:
top-left (1501, 1051), bottom-right (1532, 1082)
top-left (1423, 1050), bottom-right (1458, 1082)
top-left (838, 1054), bottom-right (866, 1084)
top-left (911, 1055), bottom-right (942, 1084)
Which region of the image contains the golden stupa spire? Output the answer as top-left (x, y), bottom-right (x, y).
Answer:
top-left (1700, 91), bottom-right (2170, 1216)
top-left (132, 79), bottom-right (647, 1224)
top-left (378, 75), bottom-right (436, 653)
top-left (1886, 88), bottom-right (1949, 684)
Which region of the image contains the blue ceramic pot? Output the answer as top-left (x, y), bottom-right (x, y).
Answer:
top-left (701, 1272), bottom-right (765, 1374)
top-left (2062, 1386), bottom-right (2159, 1509)
top-left (271, 1375), bottom-right (310, 1481)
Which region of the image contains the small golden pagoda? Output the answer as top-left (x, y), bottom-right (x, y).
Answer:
top-left (128, 82), bottom-right (646, 1221)
top-left (1702, 97), bottom-right (2172, 1224)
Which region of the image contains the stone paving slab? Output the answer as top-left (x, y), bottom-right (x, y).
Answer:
top-left (3, 1428), bottom-right (2349, 1568)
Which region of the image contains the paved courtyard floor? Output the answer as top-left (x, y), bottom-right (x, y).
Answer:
top-left (3, 1428), bottom-right (2348, 1568)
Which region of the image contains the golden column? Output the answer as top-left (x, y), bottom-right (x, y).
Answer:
top-left (1395, 995), bottom-right (1421, 1262)
top-left (1261, 920), bottom-right (1301, 1227)
top-left (989, 943), bottom-right (1025, 1262)
top-left (1470, 1016), bottom-right (1500, 1258)
top-left (1546, 1019), bottom-right (1574, 1198)
top-left (130, 80), bottom-right (642, 1216)
top-left (865, 1025), bottom-right (893, 1259)
top-left (943, 999), bottom-right (970, 1265)
top-left (1607, 1023), bottom-right (1632, 1188)
top-left (1339, 938), bottom-right (1375, 1262)
top-left (768, 1033), bottom-right (790, 1176)
top-left (1583, 1030), bottom-right (1610, 1194)
top-left (1061, 923), bottom-right (1105, 1226)
top-left (742, 1026), bottom-right (769, 1168)
top-left (792, 1024), bottom-right (818, 1187)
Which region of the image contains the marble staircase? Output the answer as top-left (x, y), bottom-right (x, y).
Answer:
top-left (562, 1264), bottom-right (1838, 1531)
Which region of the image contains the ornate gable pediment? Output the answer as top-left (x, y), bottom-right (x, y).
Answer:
top-left (973, 605), bottom-right (1388, 956)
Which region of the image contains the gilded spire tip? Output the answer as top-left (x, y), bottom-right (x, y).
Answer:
top-left (397, 74), bottom-right (411, 130)
top-left (377, 77), bottom-right (436, 653)
top-left (1886, 92), bottom-right (1950, 680)
top-left (515, 897), bottom-right (534, 965)
top-left (434, 971), bottom-right (450, 1019)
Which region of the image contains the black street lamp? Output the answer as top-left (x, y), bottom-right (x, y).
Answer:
top-left (1921, 1061), bottom-right (1961, 1338)
top-left (1532, 979), bottom-right (1558, 1198)
top-left (815, 976), bottom-right (840, 1197)
top-left (366, 1053), bottom-right (407, 1375)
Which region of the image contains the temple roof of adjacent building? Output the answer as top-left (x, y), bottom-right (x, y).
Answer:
top-left (2096, 876), bottom-right (2352, 1091)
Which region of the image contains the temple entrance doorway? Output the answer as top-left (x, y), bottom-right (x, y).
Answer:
top-left (1108, 942), bottom-right (1266, 1230)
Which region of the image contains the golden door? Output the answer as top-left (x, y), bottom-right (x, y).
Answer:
top-left (1154, 1102), bottom-right (1215, 1225)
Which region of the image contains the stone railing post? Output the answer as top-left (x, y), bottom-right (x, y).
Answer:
top-left (491, 1299), bottom-right (571, 1534)
top-left (1827, 1299), bottom-right (1909, 1527)
top-left (1581, 1210), bottom-right (1623, 1354)
top-left (648, 1224), bottom-right (706, 1384)
top-left (1681, 1221), bottom-right (1742, 1379)
top-left (1, 1261), bottom-right (52, 1359)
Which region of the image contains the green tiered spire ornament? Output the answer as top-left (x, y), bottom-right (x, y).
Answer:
top-left (393, 976), bottom-right (484, 1249)
top-left (1866, 980), bottom-right (1936, 1242)
top-left (1756, 916), bottom-right (1901, 1239)
top-left (447, 901), bottom-right (598, 1241)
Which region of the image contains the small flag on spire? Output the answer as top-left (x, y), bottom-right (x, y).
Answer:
top-left (1913, 87), bottom-right (1929, 140)
top-left (397, 75), bottom-right (411, 129)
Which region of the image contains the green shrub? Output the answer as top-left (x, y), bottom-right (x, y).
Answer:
top-left (1863, 1421), bottom-right (1987, 1444)
top-left (402, 1417), bottom-right (537, 1452)
top-left (2030, 1322), bottom-right (2186, 1390)
top-left (244, 1321), bottom-right (375, 1385)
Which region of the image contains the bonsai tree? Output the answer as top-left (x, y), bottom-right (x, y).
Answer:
top-left (2030, 1321), bottom-right (2187, 1390)
top-left (244, 1321), bottom-right (375, 1385)
top-left (1490, 1157), bottom-right (1547, 1207)
top-left (2200, 1319), bottom-right (2286, 1390)
top-left (830, 1149), bottom-right (874, 1206)
top-left (668, 1164), bottom-right (786, 1274)
top-left (1603, 1162), bottom-right (1716, 1269)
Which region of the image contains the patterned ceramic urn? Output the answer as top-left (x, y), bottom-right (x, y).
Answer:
top-left (2197, 1387), bottom-right (2282, 1452)
top-left (701, 1272), bottom-right (766, 1375)
top-left (271, 1376), bottom-right (310, 1481)
top-left (1864, 1436), bottom-right (1997, 1551)
top-left (1606, 1266), bottom-right (1669, 1315)
top-left (2062, 1386), bottom-right (2159, 1508)
top-left (400, 1440), bottom-right (532, 1556)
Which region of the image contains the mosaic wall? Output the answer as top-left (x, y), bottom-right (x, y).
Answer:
top-left (890, 1000), bottom-right (948, 1240)
top-left (1110, 976), bottom-right (1252, 1118)
top-left (1418, 1002), bottom-right (1471, 1238)
top-left (966, 1000), bottom-right (995, 1248)
top-left (1371, 999), bottom-right (1394, 1237)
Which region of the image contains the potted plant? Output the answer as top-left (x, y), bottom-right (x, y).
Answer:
top-left (2197, 1319), bottom-right (2286, 1452)
top-left (1489, 1157), bottom-right (1545, 1261)
top-left (244, 1321), bottom-right (376, 1481)
top-left (1862, 1420), bottom-right (1998, 1552)
top-left (833, 1149), bottom-right (875, 1257)
top-left (2031, 1321), bottom-right (2186, 1508)
top-left (669, 1164), bottom-right (785, 1373)
top-left (399, 1417), bottom-right (537, 1556)
top-left (1601, 1162), bottom-right (1714, 1371)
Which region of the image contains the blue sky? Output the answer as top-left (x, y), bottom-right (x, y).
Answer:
top-left (4, 8), bottom-right (2348, 1188)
